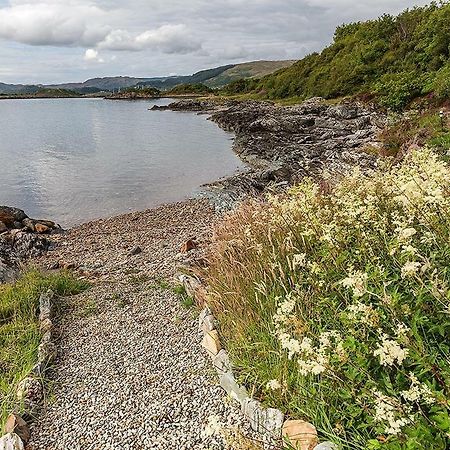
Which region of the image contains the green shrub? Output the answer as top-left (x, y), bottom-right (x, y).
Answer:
top-left (374, 72), bottom-right (429, 110)
top-left (205, 147), bottom-right (450, 449)
top-left (223, 2), bottom-right (450, 108)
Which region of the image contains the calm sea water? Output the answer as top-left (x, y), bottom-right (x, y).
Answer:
top-left (0, 98), bottom-right (242, 226)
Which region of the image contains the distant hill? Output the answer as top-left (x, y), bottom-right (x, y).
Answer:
top-left (225, 3), bottom-right (450, 110)
top-left (0, 82), bottom-right (41, 95)
top-left (0, 60), bottom-right (296, 95)
top-left (205, 60), bottom-right (297, 88)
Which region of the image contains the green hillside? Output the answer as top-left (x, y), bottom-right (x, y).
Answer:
top-left (226, 2), bottom-right (450, 109)
top-left (205, 60), bottom-right (296, 88)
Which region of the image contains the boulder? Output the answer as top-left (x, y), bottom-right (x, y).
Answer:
top-left (16, 377), bottom-right (43, 404)
top-left (282, 420), bottom-right (318, 450)
top-left (180, 238), bottom-right (197, 253)
top-left (201, 330), bottom-right (221, 356)
top-left (0, 433), bottom-right (24, 450)
top-left (0, 222), bottom-right (7, 233)
top-left (34, 223), bottom-right (50, 234)
top-left (0, 207), bottom-right (27, 227)
top-left (241, 398), bottom-right (284, 436)
top-left (3, 414), bottom-right (30, 443)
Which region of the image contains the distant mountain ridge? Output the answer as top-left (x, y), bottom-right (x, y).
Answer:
top-left (0, 60), bottom-right (295, 95)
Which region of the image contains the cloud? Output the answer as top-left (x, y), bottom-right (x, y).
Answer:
top-left (84, 48), bottom-right (104, 62)
top-left (98, 24), bottom-right (201, 54)
top-left (0, 2), bottom-right (109, 47)
top-left (0, 2), bottom-right (201, 55)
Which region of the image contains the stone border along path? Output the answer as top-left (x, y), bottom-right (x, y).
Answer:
top-left (181, 274), bottom-right (337, 450)
top-left (7, 199), bottom-right (281, 450)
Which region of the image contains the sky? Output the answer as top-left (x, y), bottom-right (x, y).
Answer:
top-left (0, 0), bottom-right (431, 84)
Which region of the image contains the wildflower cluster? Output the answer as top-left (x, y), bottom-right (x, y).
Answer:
top-left (206, 147), bottom-right (450, 449)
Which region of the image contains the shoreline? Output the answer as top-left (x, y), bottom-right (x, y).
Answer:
top-left (1, 96), bottom-right (385, 281)
top-left (153, 97), bottom-right (385, 208)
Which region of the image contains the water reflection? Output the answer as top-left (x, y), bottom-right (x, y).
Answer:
top-left (0, 98), bottom-right (241, 226)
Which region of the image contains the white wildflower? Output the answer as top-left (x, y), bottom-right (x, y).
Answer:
top-left (401, 373), bottom-right (435, 405)
top-left (347, 301), bottom-right (378, 326)
top-left (401, 261), bottom-right (421, 278)
top-left (373, 391), bottom-right (413, 435)
top-left (266, 379), bottom-right (282, 391)
top-left (373, 333), bottom-right (408, 366)
top-left (292, 253), bottom-right (307, 268)
top-left (398, 227), bottom-right (417, 241)
top-left (341, 271), bottom-right (368, 297)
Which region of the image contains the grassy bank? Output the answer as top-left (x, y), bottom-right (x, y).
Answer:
top-left (0, 270), bottom-right (89, 427)
top-left (204, 146), bottom-right (450, 449)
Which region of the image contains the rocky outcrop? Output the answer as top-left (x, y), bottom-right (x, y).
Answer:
top-left (154, 98), bottom-right (385, 209)
top-left (0, 206), bottom-right (61, 283)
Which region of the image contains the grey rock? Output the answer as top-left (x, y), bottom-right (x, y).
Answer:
top-left (241, 398), bottom-right (284, 437)
top-left (212, 349), bottom-right (231, 374)
top-left (198, 306), bottom-right (212, 333)
top-left (129, 246), bottom-right (142, 256)
top-left (200, 314), bottom-right (215, 333)
top-left (219, 372), bottom-right (248, 403)
top-left (158, 98), bottom-right (384, 211)
top-left (0, 433), bottom-right (25, 450)
top-left (39, 290), bottom-right (53, 322)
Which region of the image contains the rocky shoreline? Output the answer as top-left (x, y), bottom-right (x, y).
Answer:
top-left (0, 206), bottom-right (61, 283)
top-left (152, 98), bottom-right (385, 208)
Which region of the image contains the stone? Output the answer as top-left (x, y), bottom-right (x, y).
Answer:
top-left (0, 433), bottom-right (25, 450)
top-left (39, 318), bottom-right (52, 333)
top-left (180, 238), bottom-right (197, 253)
top-left (4, 414), bottom-right (30, 443)
top-left (38, 332), bottom-right (57, 364)
top-left (212, 349), bottom-right (231, 374)
top-left (39, 290), bottom-right (53, 322)
top-left (180, 274), bottom-right (202, 300)
top-left (128, 246), bottom-right (142, 256)
top-left (241, 398), bottom-right (284, 437)
top-left (282, 420), bottom-right (318, 450)
top-left (16, 377), bottom-right (43, 404)
top-left (219, 372), bottom-right (248, 403)
top-left (314, 442), bottom-right (338, 450)
top-left (0, 206), bottom-right (27, 226)
top-left (34, 223), bottom-right (50, 234)
top-left (21, 218), bottom-right (35, 232)
top-left (0, 221), bottom-right (7, 233)
top-left (201, 314), bottom-right (215, 333)
top-left (201, 329), bottom-right (221, 356)
top-left (198, 306), bottom-right (212, 333)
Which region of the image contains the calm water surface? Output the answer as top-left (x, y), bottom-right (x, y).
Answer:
top-left (0, 98), bottom-right (242, 226)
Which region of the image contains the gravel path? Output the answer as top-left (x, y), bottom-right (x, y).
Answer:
top-left (27, 200), bottom-right (263, 450)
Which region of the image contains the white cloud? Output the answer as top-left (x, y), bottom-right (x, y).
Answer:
top-left (0, 2), bottom-right (109, 47)
top-left (98, 25), bottom-right (201, 53)
top-left (84, 48), bottom-right (104, 62)
top-left (0, 2), bottom-right (201, 55)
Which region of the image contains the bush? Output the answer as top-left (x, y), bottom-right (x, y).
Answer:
top-left (205, 147), bottom-right (450, 449)
top-left (373, 72), bottom-right (429, 110)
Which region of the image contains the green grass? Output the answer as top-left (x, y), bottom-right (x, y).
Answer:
top-left (0, 270), bottom-right (89, 427)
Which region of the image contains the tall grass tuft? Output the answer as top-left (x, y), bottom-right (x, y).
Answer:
top-left (205, 147), bottom-right (450, 449)
top-left (0, 270), bottom-right (89, 427)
